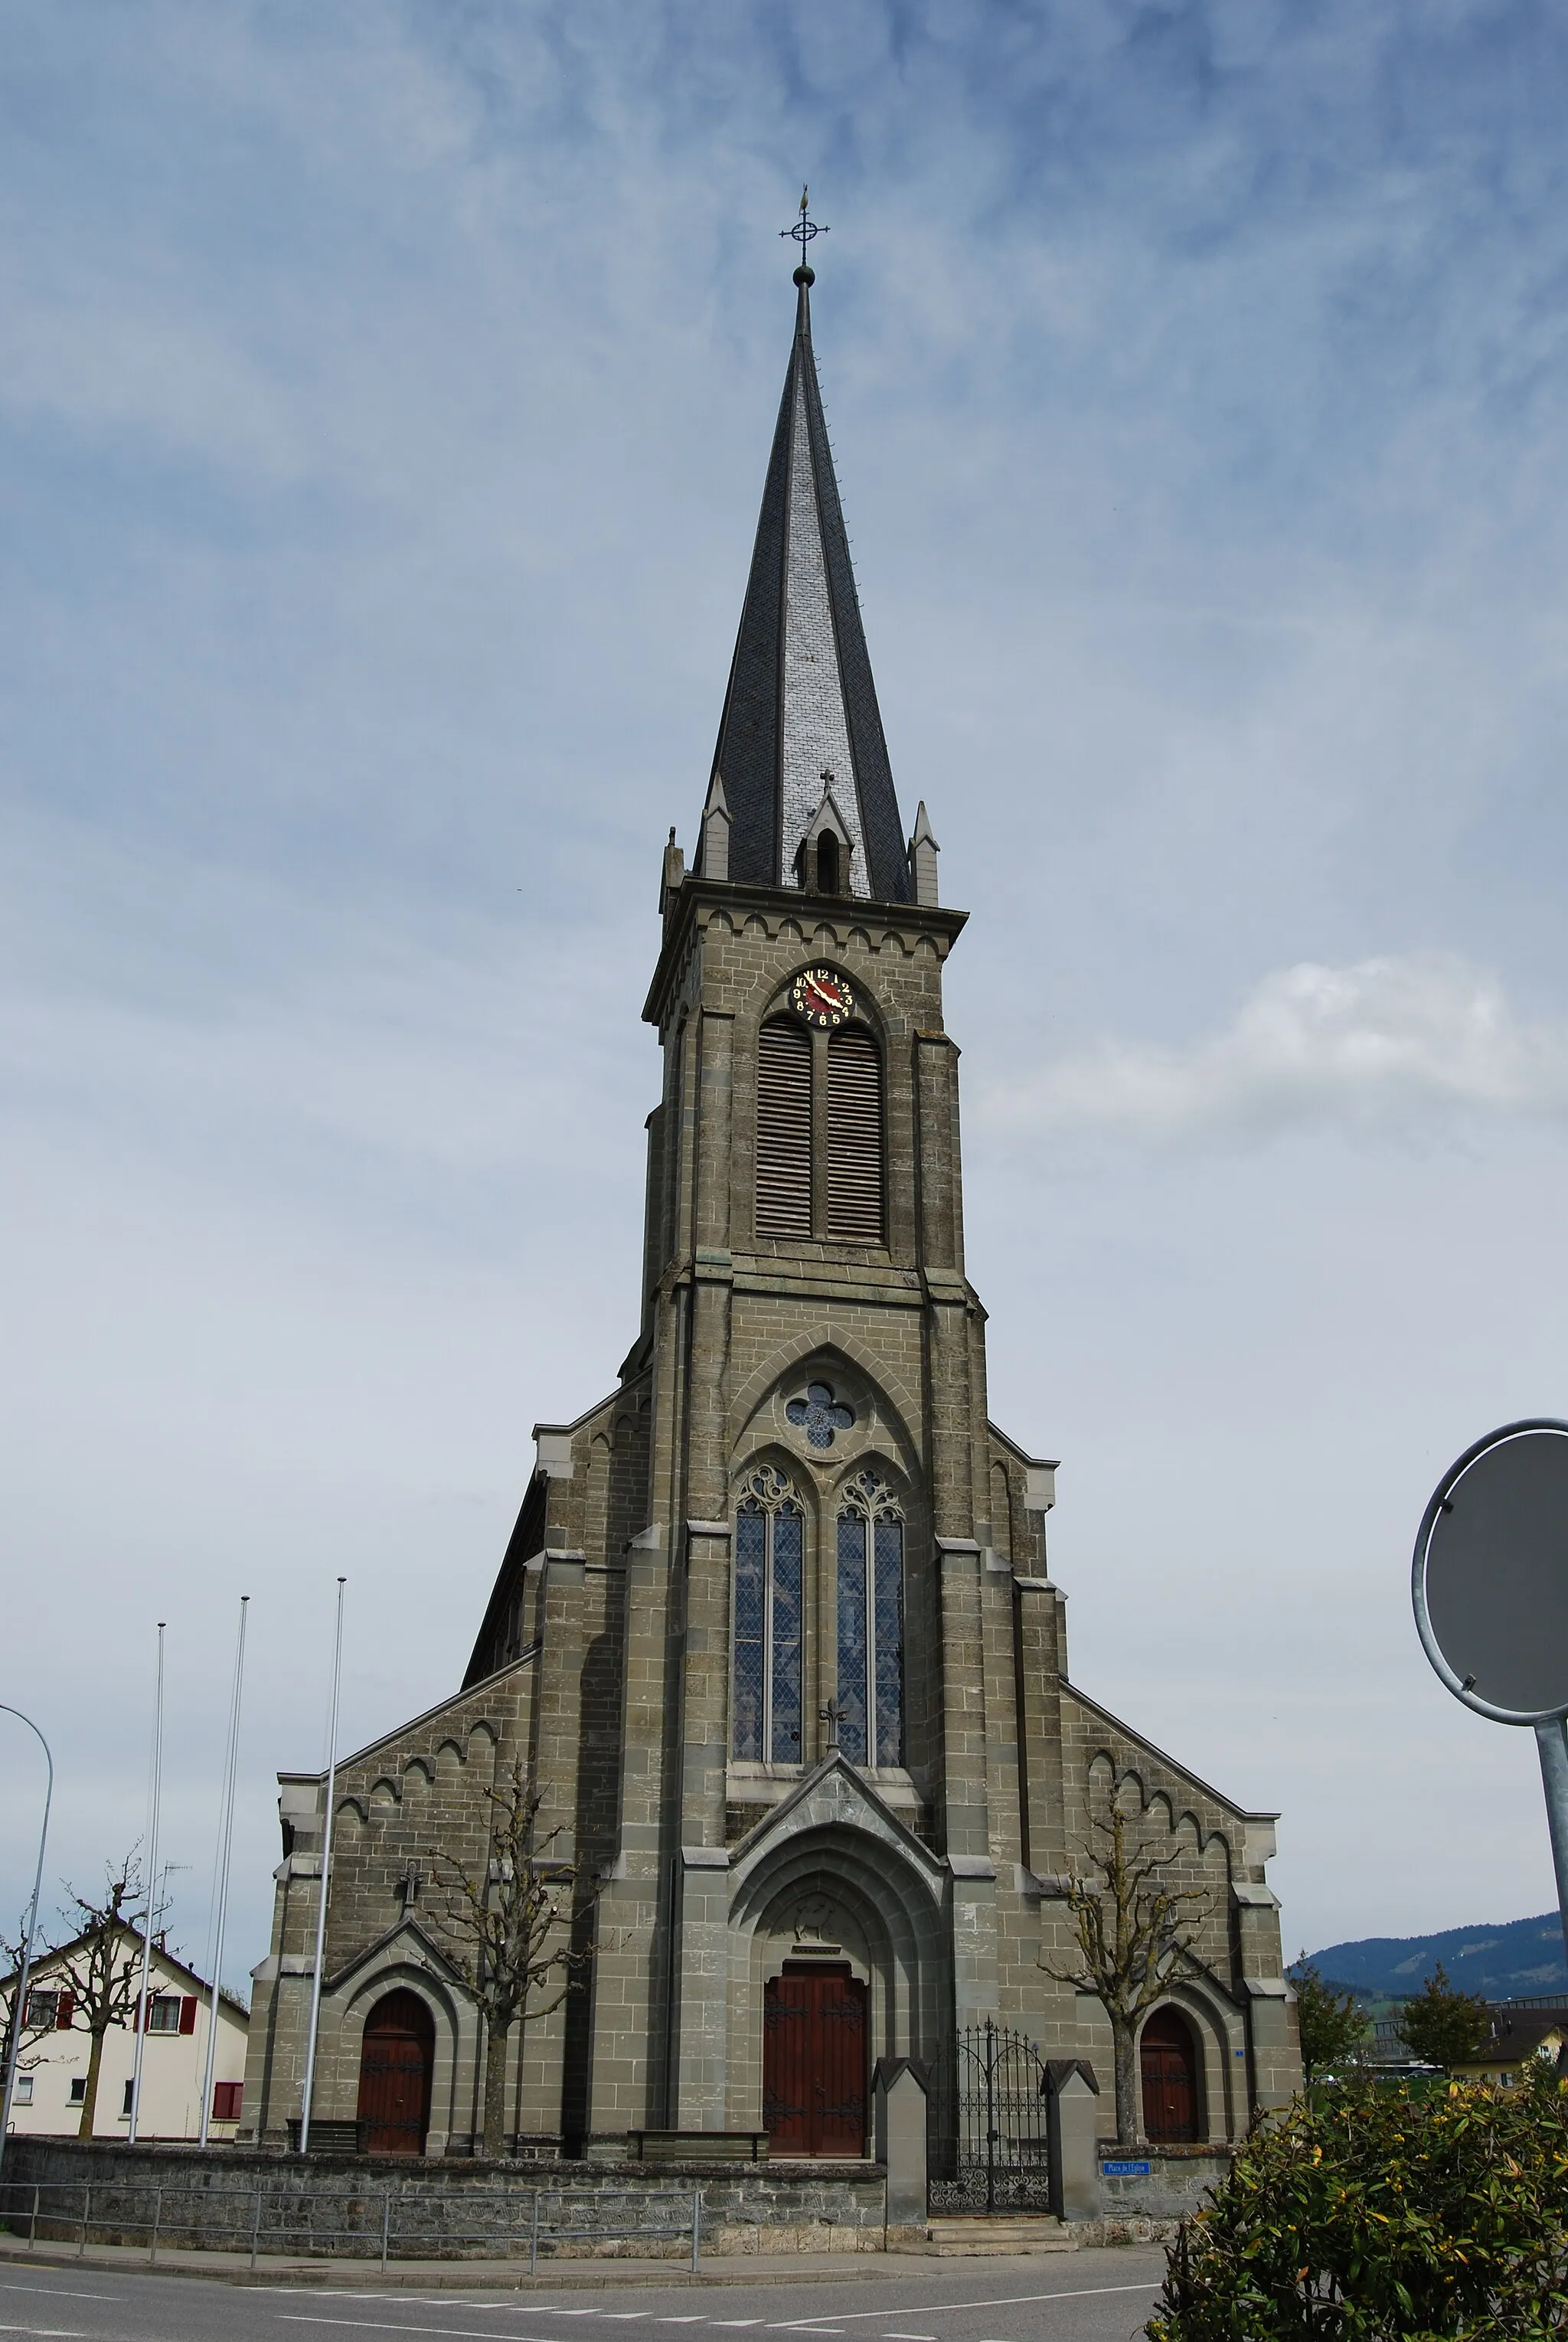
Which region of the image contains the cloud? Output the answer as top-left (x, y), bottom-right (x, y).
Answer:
top-left (987, 954), bottom-right (1568, 1147)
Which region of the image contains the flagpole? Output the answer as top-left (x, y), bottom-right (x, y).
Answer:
top-left (299, 1578), bottom-right (345, 2154)
top-left (0, 1708), bottom-right (53, 2184)
top-left (128, 1622), bottom-right (166, 2144)
top-left (199, 1596), bottom-right (248, 2148)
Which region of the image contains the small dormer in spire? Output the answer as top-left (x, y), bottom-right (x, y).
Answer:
top-left (794, 777), bottom-right (856, 896)
top-left (704, 201), bottom-right (911, 904)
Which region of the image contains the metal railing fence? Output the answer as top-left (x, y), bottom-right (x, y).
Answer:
top-left (0, 2180), bottom-right (703, 2274)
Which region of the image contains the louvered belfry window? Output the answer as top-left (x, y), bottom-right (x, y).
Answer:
top-left (826, 1027), bottom-right (884, 1242)
top-left (756, 1018), bottom-right (813, 1238)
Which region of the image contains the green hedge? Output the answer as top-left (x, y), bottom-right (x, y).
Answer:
top-left (1147, 2066), bottom-right (1568, 2339)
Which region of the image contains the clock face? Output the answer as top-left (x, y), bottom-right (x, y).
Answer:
top-left (791, 966), bottom-right (856, 1029)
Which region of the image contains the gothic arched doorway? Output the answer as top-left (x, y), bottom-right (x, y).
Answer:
top-left (356, 1989), bottom-right (435, 2154)
top-left (763, 1964), bottom-right (868, 2155)
top-left (1140, 2005), bottom-right (1200, 2143)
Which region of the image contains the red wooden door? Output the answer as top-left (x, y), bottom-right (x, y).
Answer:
top-left (1140, 2006), bottom-right (1199, 2143)
top-left (763, 1965), bottom-right (867, 2155)
top-left (357, 1990), bottom-right (435, 2154)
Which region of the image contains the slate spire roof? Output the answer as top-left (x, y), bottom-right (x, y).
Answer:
top-left (704, 273), bottom-right (911, 904)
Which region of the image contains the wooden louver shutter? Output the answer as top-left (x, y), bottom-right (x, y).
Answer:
top-left (756, 1018), bottom-right (813, 1237)
top-left (827, 1027), bottom-right (884, 1242)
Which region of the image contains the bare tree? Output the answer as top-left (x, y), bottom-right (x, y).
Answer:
top-left (52, 1854), bottom-right (160, 2138)
top-left (1041, 1802), bottom-right (1207, 2146)
top-left (426, 1759), bottom-right (596, 2159)
top-left (0, 1915), bottom-right (59, 2095)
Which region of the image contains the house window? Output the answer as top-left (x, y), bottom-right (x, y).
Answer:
top-left (122, 2079), bottom-right (135, 2117)
top-left (731, 1465), bottom-right (805, 1763)
top-left (147, 1995), bottom-right (182, 2033)
top-left (212, 2080), bottom-right (243, 2122)
top-left (835, 1471), bottom-right (904, 1766)
top-left (23, 1990), bottom-right (58, 2030)
top-left (68, 2077), bottom-right (86, 2105)
top-left (12, 2073), bottom-right (31, 2105)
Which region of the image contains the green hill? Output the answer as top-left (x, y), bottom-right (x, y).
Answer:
top-left (1305, 1912), bottom-right (1567, 2003)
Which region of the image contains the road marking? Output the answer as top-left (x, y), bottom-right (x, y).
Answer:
top-left (0, 2327), bottom-right (86, 2338)
top-left (280, 2324), bottom-right (571, 2341)
top-left (0, 2293), bottom-right (117, 2304)
top-left (783, 2283), bottom-right (1161, 2327)
top-left (600, 2315), bottom-right (652, 2321)
top-left (883, 2331), bottom-right (939, 2337)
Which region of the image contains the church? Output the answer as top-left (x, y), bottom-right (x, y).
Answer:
top-left (240, 243), bottom-right (1300, 2176)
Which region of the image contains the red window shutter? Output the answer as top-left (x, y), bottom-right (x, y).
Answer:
top-left (213, 2081), bottom-right (243, 2121)
top-left (56, 1992), bottom-right (74, 2029)
top-left (178, 1996), bottom-right (198, 2033)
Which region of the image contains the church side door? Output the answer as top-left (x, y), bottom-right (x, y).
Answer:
top-left (1139, 2006), bottom-right (1200, 2144)
top-left (356, 1990), bottom-right (436, 2154)
top-left (763, 1965), bottom-right (867, 2155)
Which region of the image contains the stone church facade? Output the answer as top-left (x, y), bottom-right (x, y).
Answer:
top-left (241, 263), bottom-right (1301, 2165)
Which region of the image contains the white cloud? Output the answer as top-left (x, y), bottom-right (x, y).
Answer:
top-left (988, 954), bottom-right (1568, 1146)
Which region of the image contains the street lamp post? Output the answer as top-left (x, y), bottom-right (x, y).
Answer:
top-left (0, 1707), bottom-right (54, 2184)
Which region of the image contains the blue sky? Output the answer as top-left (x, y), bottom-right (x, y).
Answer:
top-left (6, 0), bottom-right (1568, 1988)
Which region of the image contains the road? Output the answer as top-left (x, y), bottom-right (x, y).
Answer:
top-left (0, 2256), bottom-right (1169, 2342)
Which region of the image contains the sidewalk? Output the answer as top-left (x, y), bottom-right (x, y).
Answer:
top-left (0, 2237), bottom-right (1102, 2291)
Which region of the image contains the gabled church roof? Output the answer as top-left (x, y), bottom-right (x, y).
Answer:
top-left (704, 269), bottom-right (912, 904)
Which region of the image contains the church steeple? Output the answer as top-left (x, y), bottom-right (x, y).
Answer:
top-left (704, 225), bottom-right (911, 903)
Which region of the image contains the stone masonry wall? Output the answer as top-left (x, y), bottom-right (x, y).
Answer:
top-left (0, 2139), bottom-right (892, 2260)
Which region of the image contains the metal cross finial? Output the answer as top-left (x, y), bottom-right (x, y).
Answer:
top-left (782, 185), bottom-right (828, 281)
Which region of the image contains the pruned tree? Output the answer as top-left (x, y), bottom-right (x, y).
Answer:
top-left (0, 1913), bottom-right (60, 2099)
top-left (1041, 1801), bottom-right (1208, 2145)
top-left (1395, 1960), bottom-right (1493, 2073)
top-left (426, 1758), bottom-right (596, 2159)
top-left (51, 1854), bottom-right (160, 2138)
top-left (1286, 1954), bottom-right (1367, 2081)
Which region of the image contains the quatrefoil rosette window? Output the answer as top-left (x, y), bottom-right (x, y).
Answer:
top-left (786, 1380), bottom-right (854, 1450)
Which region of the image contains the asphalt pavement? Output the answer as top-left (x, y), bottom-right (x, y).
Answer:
top-left (0, 2255), bottom-right (1169, 2342)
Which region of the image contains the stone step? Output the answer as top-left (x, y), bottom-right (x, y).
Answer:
top-left (922, 2216), bottom-right (1076, 2255)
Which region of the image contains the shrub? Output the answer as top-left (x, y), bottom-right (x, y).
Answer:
top-left (1146, 2063), bottom-right (1568, 2339)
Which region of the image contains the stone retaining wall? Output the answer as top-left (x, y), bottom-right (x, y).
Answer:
top-left (0, 2139), bottom-right (892, 2259)
top-left (1093, 2143), bottom-right (1232, 2225)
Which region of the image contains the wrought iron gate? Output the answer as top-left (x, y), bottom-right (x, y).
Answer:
top-left (928, 2020), bottom-right (1051, 2213)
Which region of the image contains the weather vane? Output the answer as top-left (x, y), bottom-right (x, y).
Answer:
top-left (782, 185), bottom-right (828, 283)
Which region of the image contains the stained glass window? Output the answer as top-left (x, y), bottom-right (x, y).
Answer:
top-left (731, 1468), bottom-right (805, 1763)
top-left (836, 1472), bottom-right (904, 1768)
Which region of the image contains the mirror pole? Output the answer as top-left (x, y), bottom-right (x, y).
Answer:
top-left (1534, 1716), bottom-right (1568, 1973)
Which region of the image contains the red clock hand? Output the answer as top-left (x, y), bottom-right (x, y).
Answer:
top-left (804, 974), bottom-right (839, 1011)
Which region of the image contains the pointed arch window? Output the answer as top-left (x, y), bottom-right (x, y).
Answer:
top-left (756, 1019), bottom-right (813, 1239)
top-left (835, 1470), bottom-right (904, 1767)
top-left (756, 1004), bottom-right (885, 1247)
top-left (826, 1027), bottom-right (884, 1242)
top-left (732, 1466), bottom-right (805, 1763)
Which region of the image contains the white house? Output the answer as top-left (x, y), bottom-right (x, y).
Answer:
top-left (5, 1929), bottom-right (248, 2141)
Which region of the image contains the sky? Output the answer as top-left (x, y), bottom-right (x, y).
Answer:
top-left (5, 0), bottom-right (1568, 1997)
